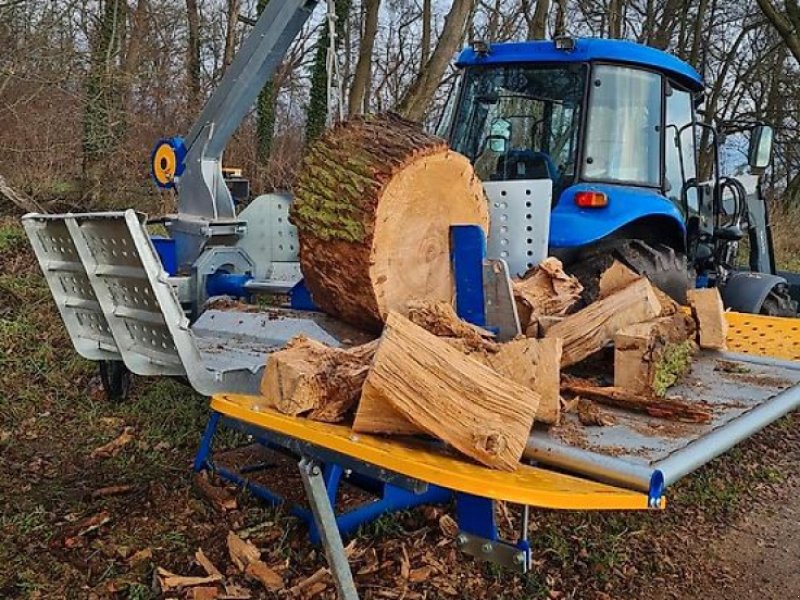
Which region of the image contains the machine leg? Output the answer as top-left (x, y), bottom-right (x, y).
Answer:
top-left (193, 411), bottom-right (221, 472)
top-left (298, 457), bottom-right (359, 600)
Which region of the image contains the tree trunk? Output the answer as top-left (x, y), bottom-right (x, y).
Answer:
top-left (421, 0), bottom-right (432, 64)
top-left (608, 0), bottom-right (624, 38)
top-left (525, 0), bottom-right (550, 40)
top-left (397, 0), bottom-right (473, 122)
top-left (256, 0), bottom-right (276, 162)
top-left (347, 0), bottom-right (380, 116)
top-left (290, 113), bottom-right (489, 330)
top-left (223, 0), bottom-right (239, 72)
top-left (185, 0), bottom-right (201, 107)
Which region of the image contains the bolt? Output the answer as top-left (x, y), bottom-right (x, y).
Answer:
top-left (456, 534), bottom-right (468, 547)
top-left (481, 542), bottom-right (493, 554)
top-left (310, 465), bottom-right (321, 476)
top-left (513, 552), bottom-right (526, 564)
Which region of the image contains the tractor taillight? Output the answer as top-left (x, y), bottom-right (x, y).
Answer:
top-left (574, 191), bottom-right (608, 208)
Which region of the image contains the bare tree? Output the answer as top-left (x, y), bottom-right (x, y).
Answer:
top-left (348, 0), bottom-right (380, 115)
top-left (223, 0), bottom-right (240, 71)
top-left (397, 0), bottom-right (474, 122)
top-left (756, 0), bottom-right (800, 63)
top-left (185, 0), bottom-right (201, 107)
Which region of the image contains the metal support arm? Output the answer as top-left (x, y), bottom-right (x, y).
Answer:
top-left (177, 0), bottom-right (318, 220)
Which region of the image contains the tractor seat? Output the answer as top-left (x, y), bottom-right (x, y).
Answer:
top-left (492, 150), bottom-right (557, 181)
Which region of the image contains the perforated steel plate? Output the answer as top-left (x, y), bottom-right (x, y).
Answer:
top-left (726, 311), bottom-right (800, 361)
top-left (22, 215), bottom-right (120, 361)
top-left (484, 179), bottom-right (552, 277)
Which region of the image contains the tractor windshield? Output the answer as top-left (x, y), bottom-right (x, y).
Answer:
top-left (583, 65), bottom-right (663, 186)
top-left (448, 64), bottom-right (586, 186)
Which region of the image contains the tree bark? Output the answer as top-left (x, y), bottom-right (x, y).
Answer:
top-left (291, 113), bottom-right (489, 330)
top-left (397, 0), bottom-right (473, 122)
top-left (223, 0), bottom-right (240, 72)
top-left (524, 0), bottom-right (550, 40)
top-left (185, 0), bottom-right (201, 107)
top-left (421, 0), bottom-right (432, 64)
top-left (347, 0), bottom-right (380, 116)
top-left (756, 0), bottom-right (800, 64)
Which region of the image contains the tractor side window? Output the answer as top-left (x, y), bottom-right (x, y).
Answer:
top-left (665, 87), bottom-right (699, 213)
top-left (584, 66), bottom-right (662, 186)
top-left (447, 65), bottom-right (586, 185)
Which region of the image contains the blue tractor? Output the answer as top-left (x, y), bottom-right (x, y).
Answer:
top-left (440, 37), bottom-right (794, 315)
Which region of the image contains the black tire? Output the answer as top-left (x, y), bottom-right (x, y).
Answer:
top-left (568, 239), bottom-right (693, 305)
top-left (760, 285), bottom-right (797, 317)
top-left (99, 360), bottom-right (132, 402)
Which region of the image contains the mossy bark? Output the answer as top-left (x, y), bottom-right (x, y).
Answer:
top-left (291, 113), bottom-right (488, 331)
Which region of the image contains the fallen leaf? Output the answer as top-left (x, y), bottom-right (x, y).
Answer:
top-left (156, 567), bottom-right (223, 591)
top-left (245, 560), bottom-right (283, 591)
top-left (90, 427), bottom-right (134, 458)
top-left (408, 566), bottom-right (433, 583)
top-left (129, 547), bottom-right (153, 567)
top-left (226, 531), bottom-right (260, 571)
top-left (195, 548), bottom-right (222, 577)
top-left (438, 514), bottom-right (459, 538)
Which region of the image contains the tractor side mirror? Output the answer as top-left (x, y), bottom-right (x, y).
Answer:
top-left (748, 125), bottom-right (773, 174)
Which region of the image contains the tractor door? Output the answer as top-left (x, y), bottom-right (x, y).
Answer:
top-left (445, 64), bottom-right (586, 275)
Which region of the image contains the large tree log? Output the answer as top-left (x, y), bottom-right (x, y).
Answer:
top-left (291, 113), bottom-right (489, 331)
top-left (359, 312), bottom-right (539, 470)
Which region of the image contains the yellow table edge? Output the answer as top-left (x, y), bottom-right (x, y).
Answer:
top-left (211, 394), bottom-right (661, 511)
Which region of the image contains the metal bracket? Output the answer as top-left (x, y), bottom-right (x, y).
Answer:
top-left (456, 532), bottom-right (529, 574)
top-left (298, 458), bottom-right (359, 600)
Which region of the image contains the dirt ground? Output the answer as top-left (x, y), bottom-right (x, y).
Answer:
top-left (3, 215), bottom-right (800, 600)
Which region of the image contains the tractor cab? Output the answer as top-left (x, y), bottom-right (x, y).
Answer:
top-left (441, 37), bottom-right (788, 314)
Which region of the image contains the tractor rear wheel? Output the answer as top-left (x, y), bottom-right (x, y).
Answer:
top-left (568, 239), bottom-right (693, 306)
top-left (759, 285), bottom-right (797, 317)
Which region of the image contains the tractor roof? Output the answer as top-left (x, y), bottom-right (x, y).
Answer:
top-left (456, 38), bottom-right (704, 92)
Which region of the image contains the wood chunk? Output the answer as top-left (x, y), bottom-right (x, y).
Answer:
top-left (227, 531), bottom-right (261, 572)
top-left (545, 277), bottom-right (663, 367)
top-left (361, 312), bottom-right (539, 470)
top-left (90, 426), bottom-right (134, 458)
top-left (535, 315), bottom-right (564, 337)
top-left (353, 378), bottom-right (420, 434)
top-left (260, 337), bottom-right (377, 422)
top-left (598, 260), bottom-right (680, 315)
top-left (291, 113), bottom-right (489, 331)
top-left (513, 257), bottom-right (583, 330)
top-left (562, 380), bottom-right (712, 423)
top-left (245, 561), bottom-right (283, 591)
top-left (354, 335), bottom-right (560, 431)
top-left (483, 337), bottom-right (560, 425)
top-left (194, 472), bottom-right (237, 512)
top-left (406, 300), bottom-right (494, 348)
top-left (687, 288), bottom-right (728, 349)
top-left (155, 567), bottom-right (222, 591)
top-left (614, 314), bottom-right (696, 395)
top-left (190, 587), bottom-right (220, 600)
top-left (195, 548), bottom-right (223, 578)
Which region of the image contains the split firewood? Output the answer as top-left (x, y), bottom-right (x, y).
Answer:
top-left (614, 314), bottom-right (696, 396)
top-left (513, 257), bottom-right (583, 332)
top-left (406, 300), bottom-right (494, 349)
top-left (545, 277), bottom-right (663, 367)
top-left (354, 335), bottom-right (560, 432)
top-left (155, 567), bottom-right (222, 592)
top-left (358, 312), bottom-right (539, 470)
top-left (195, 548), bottom-right (223, 578)
top-left (562, 379), bottom-right (713, 423)
top-left (598, 260), bottom-right (681, 315)
top-left (687, 288), bottom-right (728, 350)
top-left (260, 337), bottom-right (378, 422)
top-left (291, 113), bottom-right (489, 331)
top-left (194, 472), bottom-right (237, 512)
top-left (226, 532), bottom-right (283, 592)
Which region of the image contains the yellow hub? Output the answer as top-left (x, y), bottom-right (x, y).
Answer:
top-left (152, 142), bottom-right (178, 187)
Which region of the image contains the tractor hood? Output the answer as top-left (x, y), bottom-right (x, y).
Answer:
top-left (548, 183), bottom-right (686, 249)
